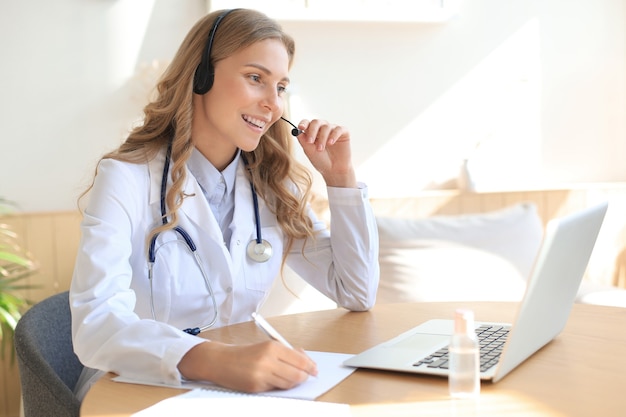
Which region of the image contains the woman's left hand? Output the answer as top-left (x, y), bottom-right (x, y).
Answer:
top-left (295, 119), bottom-right (357, 188)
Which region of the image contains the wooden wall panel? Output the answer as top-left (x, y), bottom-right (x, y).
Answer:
top-left (52, 212), bottom-right (82, 292)
top-left (0, 210), bottom-right (81, 417)
top-left (0, 359), bottom-right (20, 417)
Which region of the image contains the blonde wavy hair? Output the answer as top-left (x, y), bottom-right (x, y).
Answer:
top-left (83, 9), bottom-right (316, 260)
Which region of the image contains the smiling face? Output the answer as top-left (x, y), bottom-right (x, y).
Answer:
top-left (192, 38), bottom-right (291, 171)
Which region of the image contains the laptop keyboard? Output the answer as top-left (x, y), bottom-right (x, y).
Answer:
top-left (412, 325), bottom-right (510, 373)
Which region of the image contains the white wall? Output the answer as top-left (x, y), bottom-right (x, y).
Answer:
top-left (0, 0), bottom-right (206, 212)
top-left (282, 0), bottom-right (626, 195)
top-left (1, 0), bottom-right (625, 211)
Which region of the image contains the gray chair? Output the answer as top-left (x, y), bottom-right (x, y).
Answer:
top-left (14, 291), bottom-right (84, 417)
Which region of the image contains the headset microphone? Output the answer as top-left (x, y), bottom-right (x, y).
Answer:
top-left (280, 117), bottom-right (303, 137)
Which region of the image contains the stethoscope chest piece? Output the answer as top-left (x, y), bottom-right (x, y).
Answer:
top-left (247, 239), bottom-right (273, 263)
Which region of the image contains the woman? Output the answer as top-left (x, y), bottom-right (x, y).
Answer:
top-left (70, 8), bottom-right (379, 399)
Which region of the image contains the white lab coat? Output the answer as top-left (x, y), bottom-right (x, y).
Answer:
top-left (70, 148), bottom-right (379, 387)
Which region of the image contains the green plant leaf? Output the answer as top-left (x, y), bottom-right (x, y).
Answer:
top-left (0, 252), bottom-right (34, 266)
top-left (0, 206), bottom-right (37, 362)
top-left (0, 306), bottom-right (19, 330)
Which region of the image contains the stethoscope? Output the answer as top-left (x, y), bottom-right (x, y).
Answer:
top-left (147, 119), bottom-right (302, 335)
top-left (241, 116), bottom-right (303, 260)
top-left (146, 143), bottom-right (273, 335)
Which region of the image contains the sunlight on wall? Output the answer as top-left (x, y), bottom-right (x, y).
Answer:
top-left (210, 0), bottom-right (459, 22)
top-left (356, 18), bottom-right (542, 198)
top-left (105, 0), bottom-right (156, 88)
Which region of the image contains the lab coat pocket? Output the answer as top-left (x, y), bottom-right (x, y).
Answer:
top-left (150, 235), bottom-right (217, 328)
top-left (242, 227), bottom-right (283, 292)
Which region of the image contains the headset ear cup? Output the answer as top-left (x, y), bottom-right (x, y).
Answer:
top-left (193, 62), bottom-right (213, 95)
top-left (193, 9), bottom-right (237, 95)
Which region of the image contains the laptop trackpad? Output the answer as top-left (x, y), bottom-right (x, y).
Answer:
top-left (389, 333), bottom-right (450, 351)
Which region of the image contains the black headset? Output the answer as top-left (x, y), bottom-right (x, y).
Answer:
top-left (192, 9), bottom-right (303, 137)
top-left (193, 9), bottom-right (239, 95)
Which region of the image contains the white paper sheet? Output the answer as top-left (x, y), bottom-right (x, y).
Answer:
top-left (114, 351), bottom-right (356, 401)
top-left (132, 389), bottom-right (352, 416)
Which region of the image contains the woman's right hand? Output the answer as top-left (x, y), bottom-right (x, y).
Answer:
top-left (177, 340), bottom-right (318, 392)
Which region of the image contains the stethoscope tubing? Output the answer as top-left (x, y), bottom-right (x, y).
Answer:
top-left (146, 144), bottom-right (272, 335)
top-left (148, 143), bottom-right (220, 334)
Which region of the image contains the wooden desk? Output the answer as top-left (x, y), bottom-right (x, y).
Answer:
top-left (81, 302), bottom-right (626, 417)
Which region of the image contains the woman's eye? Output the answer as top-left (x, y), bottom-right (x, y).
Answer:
top-left (277, 85), bottom-right (288, 95)
top-left (249, 74), bottom-right (261, 83)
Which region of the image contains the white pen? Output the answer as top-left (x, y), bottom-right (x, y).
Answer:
top-left (251, 312), bottom-right (294, 349)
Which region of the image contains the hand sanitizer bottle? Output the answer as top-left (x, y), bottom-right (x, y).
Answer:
top-left (449, 309), bottom-right (480, 398)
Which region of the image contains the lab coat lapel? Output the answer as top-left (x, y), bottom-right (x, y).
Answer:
top-left (148, 148), bottom-right (166, 207)
top-left (230, 163), bottom-right (257, 266)
top-left (179, 174), bottom-right (228, 247)
top-left (147, 150), bottom-right (226, 250)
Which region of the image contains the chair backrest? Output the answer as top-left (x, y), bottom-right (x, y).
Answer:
top-left (14, 291), bottom-right (84, 417)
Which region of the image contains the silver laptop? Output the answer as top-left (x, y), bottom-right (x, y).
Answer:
top-left (344, 202), bottom-right (608, 382)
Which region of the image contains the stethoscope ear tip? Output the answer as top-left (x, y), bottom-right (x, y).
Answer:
top-left (183, 327), bottom-right (201, 336)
